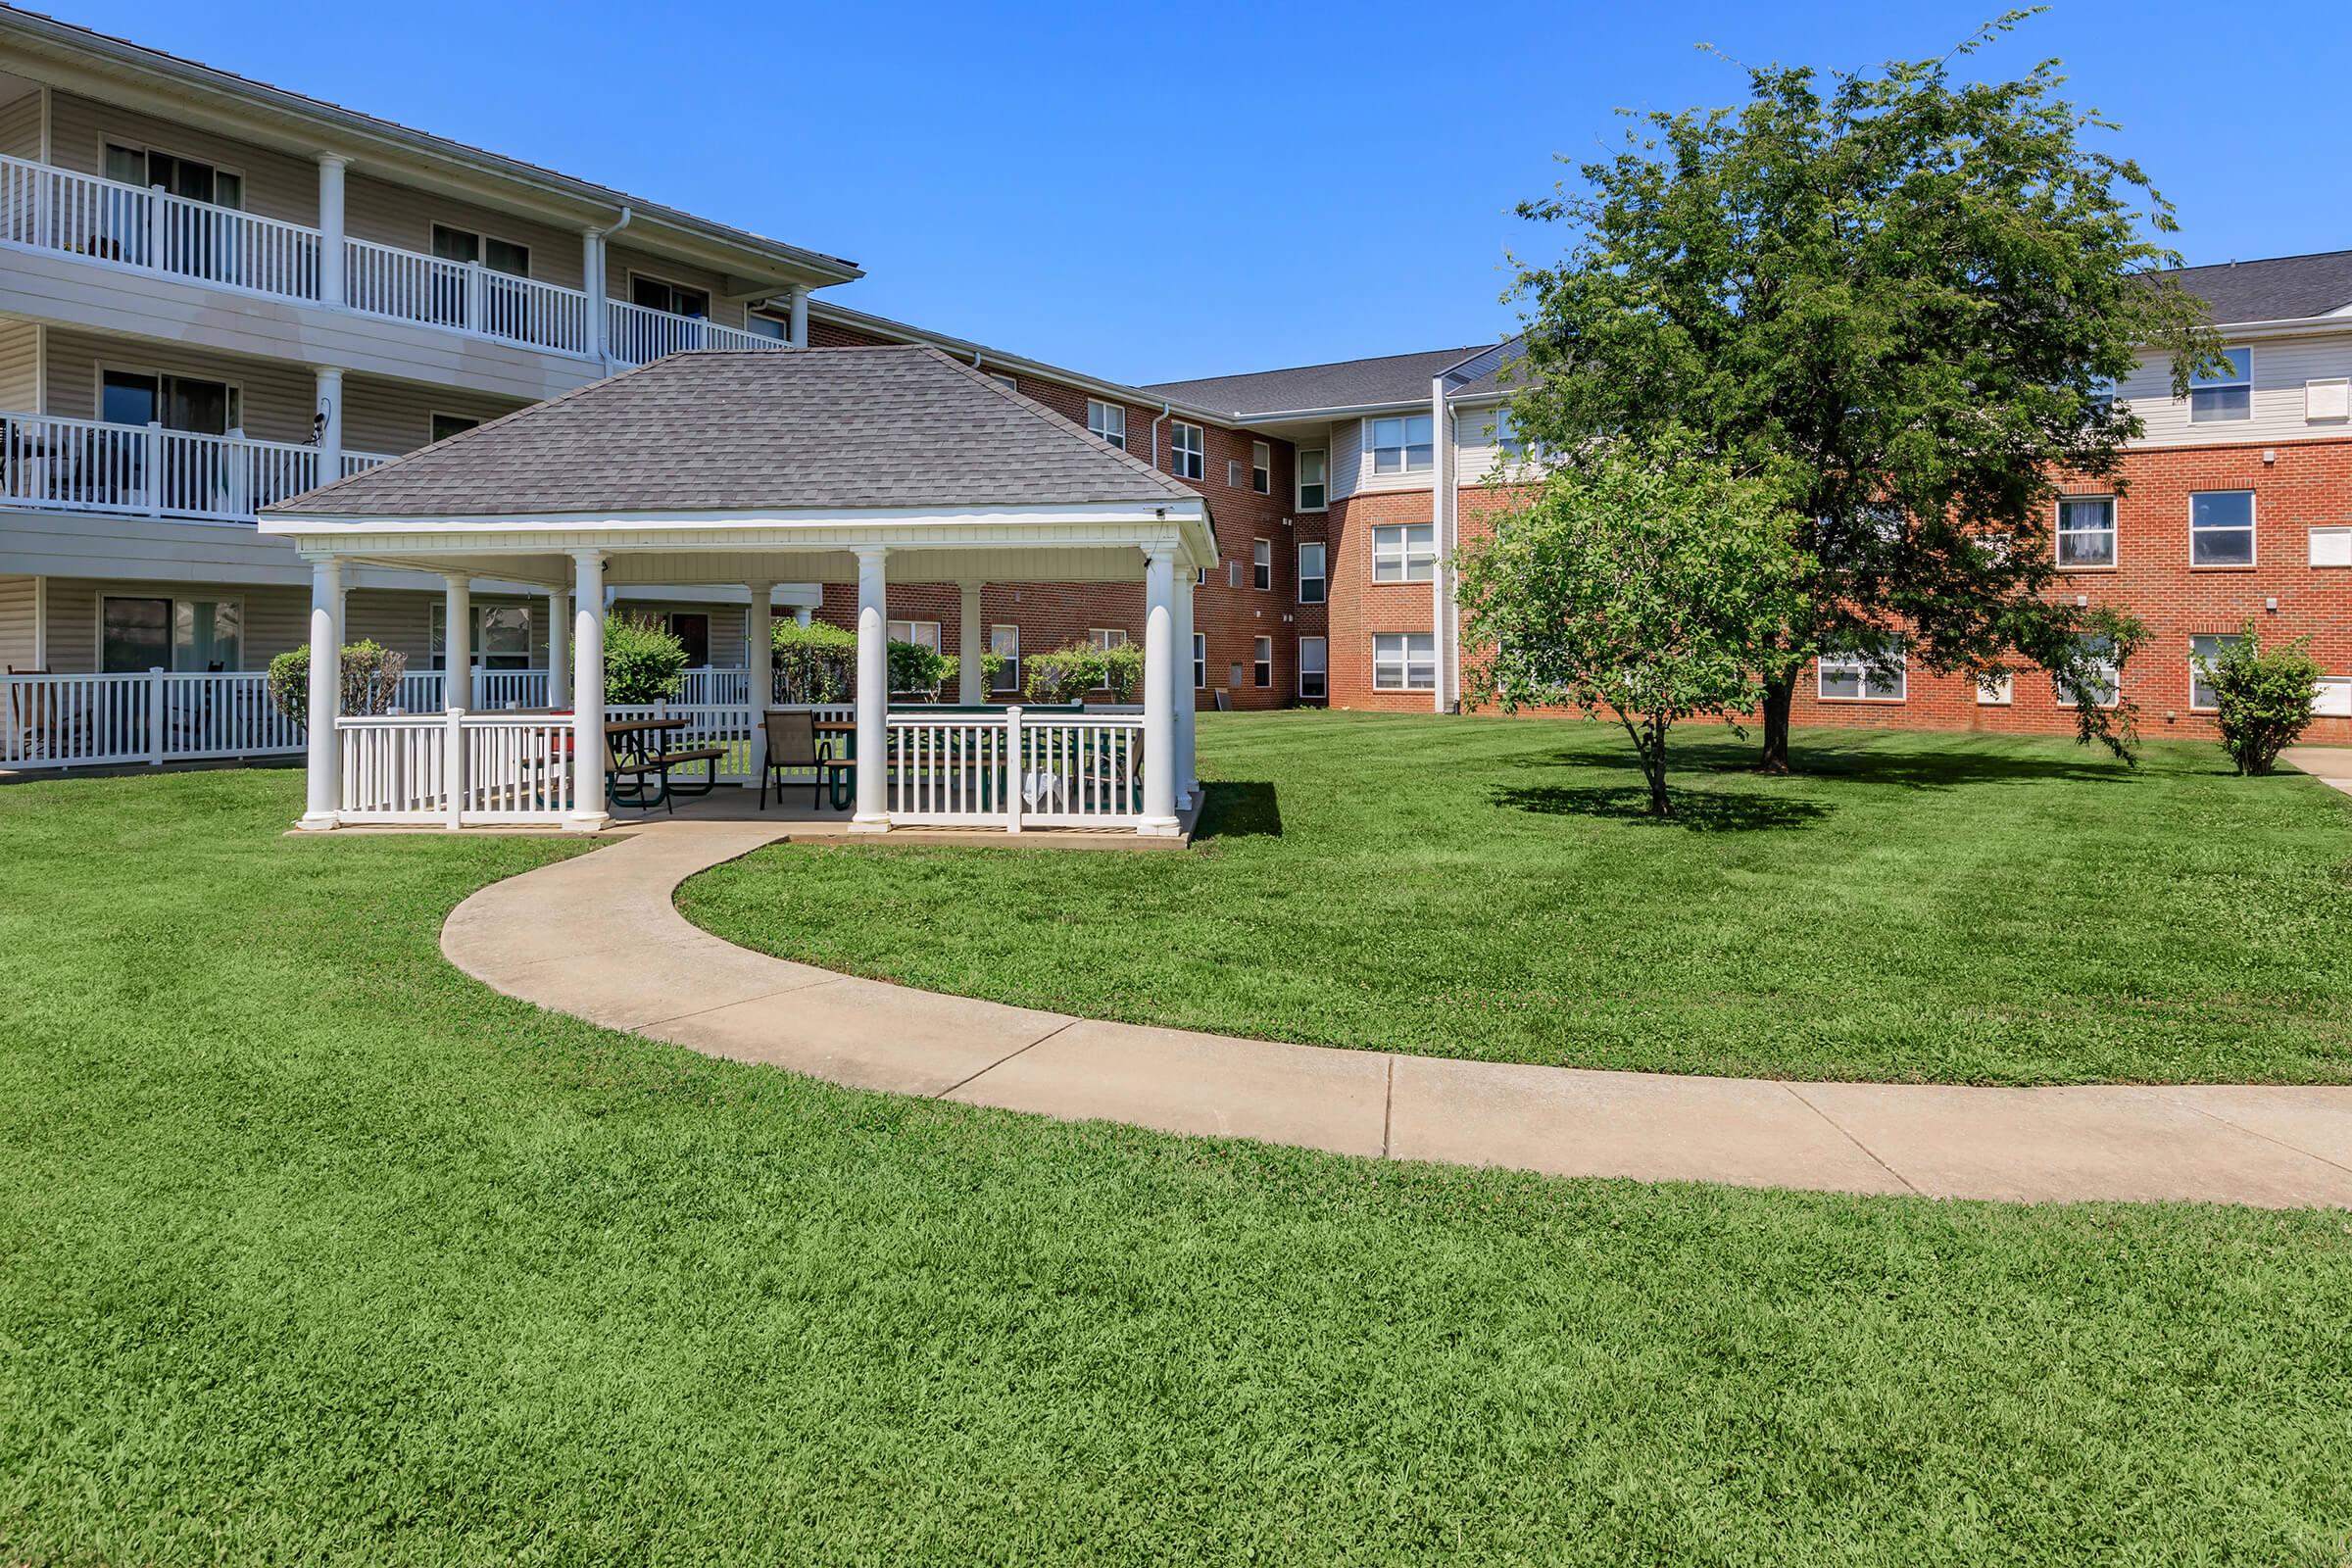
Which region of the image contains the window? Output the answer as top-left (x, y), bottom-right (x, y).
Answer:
top-left (101, 368), bottom-right (236, 434)
top-left (1250, 440), bottom-right (1271, 494)
top-left (2190, 490), bottom-right (2256, 566)
top-left (431, 223), bottom-right (529, 278)
top-left (887, 619), bottom-right (941, 650)
top-left (630, 274), bottom-right (710, 318)
top-left (431, 604), bottom-right (533, 671)
top-left (1298, 635), bottom-right (1327, 700)
top-left (2056, 498), bottom-right (2116, 568)
top-left (986, 371), bottom-right (1019, 392)
top-left (664, 612), bottom-right (710, 667)
top-left (744, 313), bottom-right (790, 342)
top-left (1489, 408), bottom-right (1526, 460)
top-left (429, 413), bottom-right (479, 445)
top-left (1298, 542), bottom-right (1327, 605)
top-left (1816, 648), bottom-right (1906, 702)
top-left (1192, 631), bottom-right (1206, 689)
top-left (1297, 447), bottom-right (1328, 511)
top-left (2189, 348), bottom-right (2251, 423)
top-left (1977, 672), bottom-right (2014, 707)
top-left (1369, 415), bottom-right (1433, 474)
top-left (1252, 635), bottom-right (1272, 688)
top-left (105, 142), bottom-right (240, 208)
top-left (1228, 459), bottom-right (1244, 488)
top-left (1373, 632), bottom-right (1436, 691)
top-left (2056, 636), bottom-right (2121, 710)
top-left (990, 625), bottom-right (1020, 691)
top-left (2190, 634), bottom-right (2242, 711)
top-left (1089, 627), bottom-right (1128, 650)
top-left (1251, 538), bottom-right (1272, 591)
top-left (1086, 400), bottom-right (1126, 450)
top-left (1228, 560), bottom-right (1245, 589)
top-left (1372, 522), bottom-right (1437, 582)
top-left (1170, 420), bottom-right (1205, 480)
top-left (100, 595), bottom-right (240, 673)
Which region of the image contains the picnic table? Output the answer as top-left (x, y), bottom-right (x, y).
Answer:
top-left (604, 714), bottom-right (725, 813)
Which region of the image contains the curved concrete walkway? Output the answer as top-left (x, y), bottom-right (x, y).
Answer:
top-left (443, 822), bottom-right (2352, 1208)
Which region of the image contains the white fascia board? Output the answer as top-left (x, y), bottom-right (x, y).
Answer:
top-left (1226, 399), bottom-right (1428, 422)
top-left (2200, 315), bottom-right (2352, 340)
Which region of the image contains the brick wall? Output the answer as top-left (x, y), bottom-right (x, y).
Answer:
top-left (1323, 488), bottom-right (1442, 710)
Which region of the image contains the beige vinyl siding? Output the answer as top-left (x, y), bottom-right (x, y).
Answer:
top-left (341, 379), bottom-right (526, 457)
top-left (2118, 331), bottom-right (2352, 446)
top-left (1349, 412), bottom-right (1439, 498)
top-left (48, 91), bottom-right (318, 225)
top-left (1450, 399), bottom-right (1521, 485)
top-left (43, 329), bottom-right (316, 443)
top-left (0, 574), bottom-right (38, 667)
top-left (608, 245), bottom-right (746, 327)
top-left (42, 577), bottom-right (308, 672)
top-left (0, 87), bottom-right (43, 159)
top-left (1327, 416), bottom-right (1363, 503)
top-left (344, 587), bottom-right (552, 668)
top-left (344, 174), bottom-right (586, 291)
top-left (0, 319), bottom-right (40, 411)
top-left (617, 599), bottom-right (751, 664)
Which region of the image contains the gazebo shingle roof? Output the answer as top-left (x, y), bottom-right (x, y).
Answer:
top-left (269, 346), bottom-right (1200, 517)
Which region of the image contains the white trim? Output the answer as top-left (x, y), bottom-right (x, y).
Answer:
top-left (1084, 399), bottom-right (1127, 451)
top-left (265, 500), bottom-right (1207, 535)
top-left (1250, 633), bottom-right (1271, 688)
top-left (1370, 521), bottom-right (1436, 583)
top-left (1815, 651), bottom-right (1907, 703)
top-left (1191, 628), bottom-right (1205, 690)
top-left (989, 622), bottom-right (1021, 691)
top-left (1250, 439), bottom-right (1270, 495)
top-left (1371, 631), bottom-right (1436, 692)
top-left (1168, 419), bottom-right (1204, 480)
top-left (93, 586), bottom-right (245, 672)
top-left (2188, 488), bottom-right (2257, 568)
top-left (2310, 525), bottom-right (2352, 568)
top-left (2188, 633), bottom-right (2242, 712)
top-left (1251, 536), bottom-right (1271, 591)
top-left (31, 571), bottom-right (46, 666)
top-left (2055, 494), bottom-right (2117, 570)
top-left (1297, 540), bottom-right (1326, 605)
top-left (1296, 445), bottom-right (1328, 512)
top-left (1298, 633), bottom-right (1326, 700)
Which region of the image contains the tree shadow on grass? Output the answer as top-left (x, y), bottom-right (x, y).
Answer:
top-left (1491, 783), bottom-right (1830, 833)
top-left (1195, 780), bottom-right (1282, 840)
top-left (1513, 741), bottom-right (2130, 791)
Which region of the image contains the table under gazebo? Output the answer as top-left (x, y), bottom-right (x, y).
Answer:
top-left (260, 346), bottom-right (1212, 837)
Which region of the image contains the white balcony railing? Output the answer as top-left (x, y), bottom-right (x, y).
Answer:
top-left (0, 153), bottom-right (793, 366)
top-left (337, 710), bottom-right (578, 825)
top-left (886, 709), bottom-right (1145, 829)
top-left (0, 410), bottom-right (396, 524)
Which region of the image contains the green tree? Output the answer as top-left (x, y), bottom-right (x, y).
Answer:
top-left (1457, 435), bottom-right (1807, 816)
top-left (266, 640), bottom-right (407, 728)
top-left (603, 614), bottom-right (687, 706)
top-left (1506, 11), bottom-right (2207, 770)
top-left (2196, 621), bottom-right (2323, 776)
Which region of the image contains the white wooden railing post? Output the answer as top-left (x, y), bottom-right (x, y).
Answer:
top-left (443, 708), bottom-right (466, 829)
top-left (147, 667), bottom-right (166, 765)
top-left (315, 154), bottom-right (347, 308)
top-left (223, 427), bottom-right (251, 518)
top-left (146, 182), bottom-right (166, 271)
top-left (1004, 705), bottom-right (1023, 834)
top-left (464, 260), bottom-right (485, 335)
top-left (144, 420), bottom-right (165, 515)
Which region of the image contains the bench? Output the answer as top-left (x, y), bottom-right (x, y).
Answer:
top-left (605, 731), bottom-right (726, 813)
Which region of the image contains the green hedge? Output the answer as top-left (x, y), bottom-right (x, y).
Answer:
top-left (604, 615), bottom-right (688, 705)
top-left (265, 640), bottom-right (407, 728)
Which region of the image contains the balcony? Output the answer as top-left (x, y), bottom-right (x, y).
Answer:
top-left (0, 153), bottom-right (791, 368)
top-left (0, 411), bottom-right (397, 525)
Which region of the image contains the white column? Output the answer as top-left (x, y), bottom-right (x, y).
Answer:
top-left (1173, 564), bottom-right (1197, 809)
top-left (788, 284), bottom-right (808, 348)
top-left (851, 546), bottom-right (890, 831)
top-left (1431, 375), bottom-right (1451, 713)
top-left (297, 555), bottom-right (342, 830)
top-left (746, 577), bottom-right (773, 782)
top-left (315, 155), bottom-right (346, 309)
top-left (546, 589), bottom-right (570, 709)
top-left (581, 229), bottom-right (607, 362)
top-left (566, 551), bottom-right (610, 832)
top-left (440, 572), bottom-right (471, 710)
top-left (1139, 547), bottom-right (1179, 836)
top-left (314, 366), bottom-right (343, 480)
top-left (957, 581), bottom-right (984, 704)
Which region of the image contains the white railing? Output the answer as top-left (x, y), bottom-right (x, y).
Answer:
top-left (607, 299), bottom-right (789, 367)
top-left (0, 410), bottom-right (396, 523)
top-left (337, 710), bottom-right (576, 825)
top-left (3, 668), bottom-right (308, 767)
top-left (158, 189), bottom-right (322, 299)
top-left (471, 669), bottom-right (550, 710)
top-left (340, 450), bottom-right (396, 479)
top-left (0, 153), bottom-right (160, 269)
top-left (882, 708), bottom-right (1145, 830)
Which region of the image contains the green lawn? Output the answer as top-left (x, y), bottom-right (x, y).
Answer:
top-left (684, 712), bottom-right (2352, 1086)
top-left (3, 767), bottom-right (2352, 1563)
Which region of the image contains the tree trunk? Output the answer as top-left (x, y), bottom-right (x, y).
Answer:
top-left (1758, 673), bottom-right (1794, 774)
top-left (1642, 717), bottom-right (1672, 816)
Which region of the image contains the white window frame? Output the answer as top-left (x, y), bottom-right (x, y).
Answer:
top-left (1298, 542), bottom-right (1327, 605)
top-left (1192, 630), bottom-right (1206, 690)
top-left (2189, 347), bottom-right (2251, 423)
top-left (2055, 638), bottom-right (2122, 710)
top-left (1251, 634), bottom-right (1272, 688)
top-left (431, 221), bottom-right (533, 279)
top-left (1489, 407), bottom-right (1526, 461)
top-left (1369, 414), bottom-right (1434, 475)
top-left (1372, 522), bottom-right (1437, 583)
top-left (1298, 635), bottom-right (1327, 700)
top-left (887, 619), bottom-right (941, 650)
top-left (2055, 496), bottom-right (2117, 570)
top-left (1816, 650), bottom-right (1907, 703)
top-left (989, 624), bottom-right (1020, 691)
top-left (2189, 489), bottom-right (2257, 568)
top-left (1227, 459), bottom-right (1244, 488)
top-left (102, 137), bottom-right (244, 209)
top-left (1372, 632), bottom-right (1436, 692)
top-left (1297, 447), bottom-right (1328, 512)
top-left (1251, 537), bottom-right (1272, 591)
top-left (2189, 634), bottom-right (2242, 712)
top-left (430, 601), bottom-right (533, 672)
top-left (1089, 626), bottom-right (1127, 692)
top-left (985, 370), bottom-right (1019, 392)
top-left (1086, 400), bottom-right (1127, 450)
top-left (1170, 420), bottom-right (1205, 480)
top-left (428, 411), bottom-right (480, 445)
top-left (1250, 440), bottom-right (1271, 495)
top-left (95, 362), bottom-right (243, 436)
top-left (96, 591), bottom-right (244, 673)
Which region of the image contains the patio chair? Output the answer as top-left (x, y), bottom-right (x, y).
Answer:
top-left (760, 708), bottom-right (850, 811)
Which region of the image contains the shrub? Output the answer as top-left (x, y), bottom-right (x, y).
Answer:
top-left (266, 640), bottom-right (408, 729)
top-left (888, 638), bottom-right (950, 697)
top-left (604, 614), bottom-right (688, 706)
top-left (1022, 643), bottom-right (1106, 705)
top-left (2196, 619), bottom-right (2323, 776)
top-left (772, 619), bottom-right (854, 704)
top-left (1101, 642), bottom-right (1144, 704)
top-left (935, 650), bottom-right (1007, 696)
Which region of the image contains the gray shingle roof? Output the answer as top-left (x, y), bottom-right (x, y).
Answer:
top-left (1143, 344), bottom-right (1498, 416)
top-left (269, 347), bottom-right (1199, 517)
top-left (2160, 251), bottom-right (2352, 324)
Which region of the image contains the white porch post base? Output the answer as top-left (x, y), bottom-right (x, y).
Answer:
top-left (850, 545), bottom-right (891, 832)
top-left (564, 548), bottom-right (612, 833)
top-left (746, 578), bottom-right (773, 784)
top-left (297, 554), bottom-right (343, 830)
top-left (1138, 546), bottom-right (1179, 836)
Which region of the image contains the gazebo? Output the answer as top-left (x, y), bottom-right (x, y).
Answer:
top-left (259, 346), bottom-right (1215, 837)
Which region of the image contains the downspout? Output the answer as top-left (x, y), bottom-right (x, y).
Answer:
top-left (581, 205), bottom-right (632, 365)
top-left (1150, 402), bottom-right (1169, 474)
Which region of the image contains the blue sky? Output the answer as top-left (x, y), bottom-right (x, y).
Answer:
top-left (50, 0), bottom-right (2352, 383)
